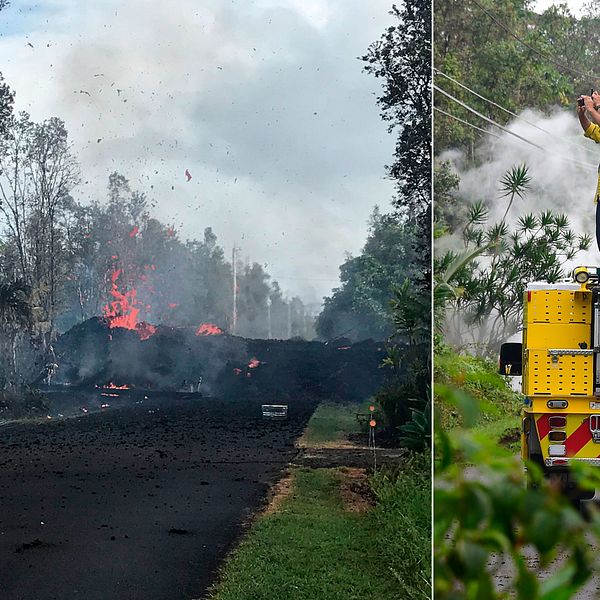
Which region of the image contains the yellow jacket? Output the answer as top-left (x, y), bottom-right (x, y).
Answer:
top-left (584, 123), bottom-right (600, 203)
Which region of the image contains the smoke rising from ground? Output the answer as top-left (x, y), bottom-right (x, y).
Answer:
top-left (0, 0), bottom-right (395, 305)
top-left (440, 108), bottom-right (600, 269)
top-left (438, 107), bottom-right (600, 352)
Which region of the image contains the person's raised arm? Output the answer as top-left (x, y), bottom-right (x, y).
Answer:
top-left (583, 95), bottom-right (600, 126)
top-left (579, 98), bottom-right (592, 132)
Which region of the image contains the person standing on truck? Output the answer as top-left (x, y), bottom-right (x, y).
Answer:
top-left (578, 92), bottom-right (600, 250)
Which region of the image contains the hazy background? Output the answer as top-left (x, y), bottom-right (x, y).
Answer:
top-left (0, 0), bottom-right (396, 308)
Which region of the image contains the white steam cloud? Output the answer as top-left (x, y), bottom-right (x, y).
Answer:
top-left (440, 107), bottom-right (600, 270)
top-left (439, 107), bottom-right (600, 352)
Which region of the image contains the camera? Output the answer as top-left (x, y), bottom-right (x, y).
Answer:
top-left (579, 97), bottom-right (585, 106)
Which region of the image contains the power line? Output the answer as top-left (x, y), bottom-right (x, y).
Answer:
top-left (468, 0), bottom-right (596, 81)
top-left (434, 84), bottom-right (598, 170)
top-left (434, 68), bottom-right (598, 157)
top-left (434, 106), bottom-right (501, 139)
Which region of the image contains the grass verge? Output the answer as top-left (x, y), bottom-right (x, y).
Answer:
top-left (298, 401), bottom-right (368, 447)
top-left (208, 459), bottom-right (430, 600)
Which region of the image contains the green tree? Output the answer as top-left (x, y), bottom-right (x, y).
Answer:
top-left (437, 166), bottom-right (591, 355)
top-left (362, 0), bottom-right (431, 215)
top-left (316, 208), bottom-right (422, 341)
top-left (434, 0), bottom-right (575, 155)
top-left (376, 279), bottom-right (431, 446)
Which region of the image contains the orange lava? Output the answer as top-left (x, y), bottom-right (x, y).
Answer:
top-left (103, 269), bottom-right (156, 341)
top-left (195, 323), bottom-right (223, 336)
top-left (96, 383), bottom-right (130, 389)
top-left (136, 322), bottom-right (156, 340)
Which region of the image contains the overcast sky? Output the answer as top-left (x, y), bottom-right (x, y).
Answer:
top-left (0, 0), bottom-right (397, 308)
top-left (533, 0), bottom-right (583, 15)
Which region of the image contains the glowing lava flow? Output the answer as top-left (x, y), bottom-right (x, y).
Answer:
top-left (103, 270), bottom-right (139, 329)
top-left (96, 383), bottom-right (130, 390)
top-left (136, 322), bottom-right (156, 340)
top-left (195, 323), bottom-right (223, 336)
top-left (103, 269), bottom-right (156, 340)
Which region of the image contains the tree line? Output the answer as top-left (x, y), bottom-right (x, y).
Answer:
top-left (0, 88), bottom-right (317, 391)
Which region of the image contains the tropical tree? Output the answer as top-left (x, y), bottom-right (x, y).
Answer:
top-left (437, 165), bottom-right (591, 355)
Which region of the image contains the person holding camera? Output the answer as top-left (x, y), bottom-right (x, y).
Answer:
top-left (578, 92), bottom-right (600, 250)
top-left (577, 91), bottom-right (600, 142)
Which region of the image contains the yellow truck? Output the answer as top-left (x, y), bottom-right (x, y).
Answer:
top-left (500, 266), bottom-right (600, 503)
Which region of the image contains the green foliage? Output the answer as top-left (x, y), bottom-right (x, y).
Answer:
top-left (210, 468), bottom-right (421, 600)
top-left (317, 208), bottom-right (422, 342)
top-left (372, 454), bottom-right (432, 598)
top-left (434, 0), bottom-right (578, 155)
top-left (434, 244), bottom-right (489, 335)
top-left (0, 279), bottom-right (32, 330)
top-left (0, 278), bottom-right (33, 389)
top-left (376, 344), bottom-right (429, 438)
top-left (435, 346), bottom-right (522, 431)
top-left (362, 1), bottom-right (431, 216)
top-left (435, 165), bottom-right (590, 355)
top-left (434, 160), bottom-right (462, 234)
top-left (499, 164), bottom-right (532, 222)
top-left (398, 397), bottom-right (431, 451)
top-left (435, 385), bottom-right (600, 599)
top-left (373, 264), bottom-right (431, 447)
top-left (0, 71), bottom-right (13, 137)
top-left (390, 279), bottom-right (431, 345)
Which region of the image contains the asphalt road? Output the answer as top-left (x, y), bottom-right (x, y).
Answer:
top-left (0, 394), bottom-right (315, 600)
top-left (463, 465), bottom-right (600, 597)
top-left (493, 545), bottom-right (600, 598)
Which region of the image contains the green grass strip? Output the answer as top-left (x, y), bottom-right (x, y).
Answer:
top-left (209, 466), bottom-right (429, 600)
top-left (300, 402), bottom-right (367, 446)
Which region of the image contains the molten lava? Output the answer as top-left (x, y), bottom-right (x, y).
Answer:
top-left (103, 269), bottom-right (156, 341)
top-left (195, 323), bottom-right (223, 336)
top-left (96, 383), bottom-right (130, 390)
top-left (248, 358), bottom-right (261, 369)
top-left (136, 322), bottom-right (156, 341)
top-left (103, 270), bottom-right (140, 329)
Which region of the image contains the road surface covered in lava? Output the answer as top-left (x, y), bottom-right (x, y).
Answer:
top-left (0, 394), bottom-right (316, 600)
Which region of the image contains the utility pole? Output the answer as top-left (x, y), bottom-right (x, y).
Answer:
top-left (267, 296), bottom-right (272, 339)
top-left (232, 245), bottom-right (238, 335)
top-left (287, 299), bottom-right (292, 339)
